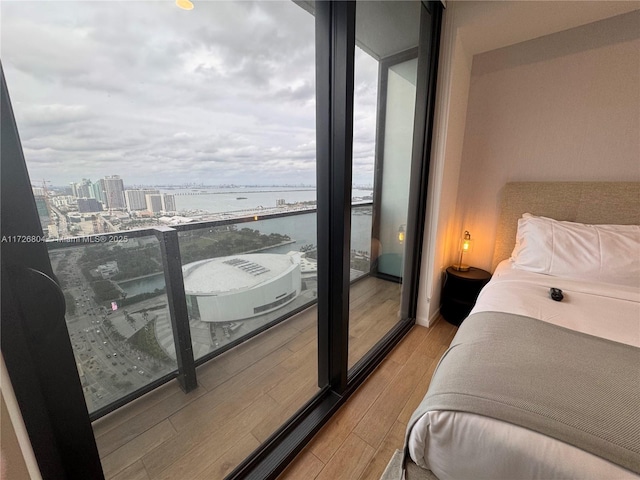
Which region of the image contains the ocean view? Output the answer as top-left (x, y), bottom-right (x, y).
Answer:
top-left (160, 186), bottom-right (373, 214)
top-left (113, 187), bottom-right (373, 298)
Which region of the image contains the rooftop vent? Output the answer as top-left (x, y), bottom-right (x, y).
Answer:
top-left (223, 258), bottom-right (270, 276)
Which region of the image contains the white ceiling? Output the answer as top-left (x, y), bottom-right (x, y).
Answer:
top-left (295, 0), bottom-right (421, 60)
top-left (355, 1), bottom-right (421, 60)
top-left (452, 0), bottom-right (640, 56)
top-left (294, 1), bottom-right (639, 60)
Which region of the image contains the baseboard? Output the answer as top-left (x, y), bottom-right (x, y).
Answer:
top-left (428, 307), bottom-right (441, 327)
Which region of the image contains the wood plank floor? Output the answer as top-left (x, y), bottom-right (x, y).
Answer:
top-left (92, 276), bottom-right (414, 479)
top-left (278, 317), bottom-right (456, 480)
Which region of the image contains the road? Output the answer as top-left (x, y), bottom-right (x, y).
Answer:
top-left (49, 204), bottom-right (70, 238)
top-left (49, 248), bottom-right (174, 413)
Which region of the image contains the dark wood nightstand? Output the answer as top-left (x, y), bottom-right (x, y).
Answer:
top-left (441, 266), bottom-right (491, 326)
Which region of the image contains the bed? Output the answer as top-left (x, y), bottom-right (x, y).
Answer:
top-left (403, 182), bottom-right (640, 480)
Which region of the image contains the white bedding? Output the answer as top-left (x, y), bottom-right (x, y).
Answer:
top-left (472, 261), bottom-right (639, 347)
top-left (408, 261), bottom-right (640, 479)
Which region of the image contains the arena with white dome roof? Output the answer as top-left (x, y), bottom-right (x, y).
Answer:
top-left (182, 253), bottom-right (302, 322)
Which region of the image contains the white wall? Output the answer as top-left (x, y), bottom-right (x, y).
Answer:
top-left (416, 2), bottom-right (640, 326)
top-left (1, 356), bottom-right (42, 480)
top-left (456, 11), bottom-right (640, 272)
top-left (416, 6), bottom-right (473, 326)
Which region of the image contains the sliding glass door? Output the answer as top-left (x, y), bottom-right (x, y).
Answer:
top-left (348, 0), bottom-right (422, 368)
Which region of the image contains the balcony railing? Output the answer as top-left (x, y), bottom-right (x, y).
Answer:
top-left (47, 203), bottom-right (373, 419)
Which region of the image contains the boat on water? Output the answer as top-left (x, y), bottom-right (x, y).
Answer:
top-left (236, 197), bottom-right (247, 200)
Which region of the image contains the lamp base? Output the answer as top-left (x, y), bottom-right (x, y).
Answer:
top-left (452, 264), bottom-right (470, 272)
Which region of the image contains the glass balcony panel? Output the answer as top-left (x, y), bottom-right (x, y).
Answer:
top-left (48, 237), bottom-right (177, 414)
top-left (351, 203), bottom-right (373, 280)
top-left (348, 0), bottom-right (420, 368)
top-left (177, 213), bottom-right (318, 361)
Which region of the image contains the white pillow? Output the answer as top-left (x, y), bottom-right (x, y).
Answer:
top-left (510, 213), bottom-right (640, 287)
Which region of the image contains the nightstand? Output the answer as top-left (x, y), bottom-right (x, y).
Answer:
top-left (440, 266), bottom-right (491, 326)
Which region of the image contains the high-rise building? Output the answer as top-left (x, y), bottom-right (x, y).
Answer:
top-left (161, 194), bottom-right (176, 212)
top-left (77, 178), bottom-right (93, 199)
top-left (145, 193), bottom-right (163, 213)
top-left (92, 180), bottom-right (106, 204)
top-left (125, 189), bottom-right (159, 211)
top-left (34, 195), bottom-right (50, 234)
top-left (70, 182), bottom-right (79, 198)
top-left (104, 175), bottom-right (126, 209)
top-left (77, 198), bottom-right (103, 213)
top-left (32, 186), bottom-right (46, 197)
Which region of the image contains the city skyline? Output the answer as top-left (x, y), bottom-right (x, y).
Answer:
top-left (2, 1), bottom-right (379, 187)
top-left (40, 172), bottom-right (373, 192)
top-left (43, 181), bottom-right (371, 190)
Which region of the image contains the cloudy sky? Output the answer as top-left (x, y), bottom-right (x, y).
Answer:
top-left (1, 0), bottom-right (379, 187)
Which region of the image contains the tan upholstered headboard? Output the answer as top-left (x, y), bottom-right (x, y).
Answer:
top-left (491, 182), bottom-right (640, 272)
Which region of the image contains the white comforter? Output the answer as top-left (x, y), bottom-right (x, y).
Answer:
top-left (408, 261), bottom-right (640, 479)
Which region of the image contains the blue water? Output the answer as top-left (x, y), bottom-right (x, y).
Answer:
top-left (118, 274), bottom-right (166, 297)
top-left (119, 209), bottom-right (372, 296)
top-left (253, 209), bottom-right (372, 254)
top-left (119, 189), bottom-right (373, 296)
top-left (160, 187), bottom-right (372, 214)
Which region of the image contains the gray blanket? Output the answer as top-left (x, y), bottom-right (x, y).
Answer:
top-left (404, 311), bottom-right (640, 474)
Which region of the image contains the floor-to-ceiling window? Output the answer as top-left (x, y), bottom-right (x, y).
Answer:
top-left (348, 1), bottom-right (421, 369)
top-left (0, 1), bottom-right (441, 478)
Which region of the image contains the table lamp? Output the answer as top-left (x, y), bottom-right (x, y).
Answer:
top-left (453, 230), bottom-right (472, 271)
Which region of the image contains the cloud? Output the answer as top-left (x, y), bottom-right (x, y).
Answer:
top-left (1, 1), bottom-right (378, 187)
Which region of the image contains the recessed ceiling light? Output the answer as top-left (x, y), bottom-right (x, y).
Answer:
top-left (176, 0), bottom-right (194, 11)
